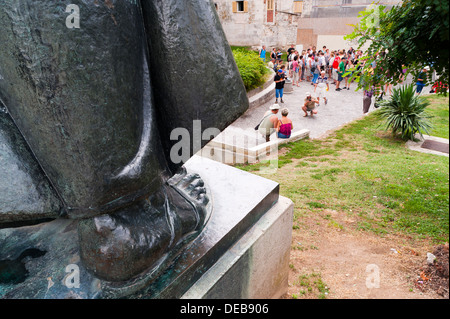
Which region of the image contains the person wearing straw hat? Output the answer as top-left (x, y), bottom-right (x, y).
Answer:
top-left (302, 92), bottom-right (319, 117)
top-left (258, 104), bottom-right (280, 142)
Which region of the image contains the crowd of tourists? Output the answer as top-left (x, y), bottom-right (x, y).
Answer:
top-left (256, 45), bottom-right (368, 142)
top-left (267, 45), bottom-right (363, 93)
top-left (257, 44), bottom-right (444, 143)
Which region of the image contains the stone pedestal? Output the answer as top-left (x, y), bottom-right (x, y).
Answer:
top-left (0, 156), bottom-right (293, 299)
top-left (284, 79), bottom-right (294, 94)
top-left (200, 128), bottom-right (309, 165)
top-left (182, 196), bottom-right (293, 299)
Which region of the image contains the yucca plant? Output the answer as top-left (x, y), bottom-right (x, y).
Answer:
top-left (377, 84), bottom-right (433, 141)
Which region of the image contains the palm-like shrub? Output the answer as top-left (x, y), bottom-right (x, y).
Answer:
top-left (377, 84), bottom-right (433, 141)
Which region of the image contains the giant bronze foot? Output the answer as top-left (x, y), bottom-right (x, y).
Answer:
top-left (0, 0), bottom-right (247, 298)
top-left (78, 168), bottom-right (212, 287)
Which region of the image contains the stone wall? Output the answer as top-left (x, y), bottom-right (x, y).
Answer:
top-left (297, 16), bottom-right (361, 50)
top-left (214, 0), bottom-right (403, 50)
top-left (297, 0), bottom-right (402, 49)
top-left (213, 0), bottom-right (299, 49)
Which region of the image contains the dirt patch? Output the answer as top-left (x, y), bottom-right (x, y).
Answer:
top-left (270, 132), bottom-right (448, 299)
top-left (283, 209), bottom-right (445, 299)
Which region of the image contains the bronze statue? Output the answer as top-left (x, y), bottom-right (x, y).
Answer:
top-left (0, 0), bottom-right (248, 289)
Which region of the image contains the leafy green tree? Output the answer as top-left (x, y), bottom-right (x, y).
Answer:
top-left (345, 0), bottom-right (449, 93)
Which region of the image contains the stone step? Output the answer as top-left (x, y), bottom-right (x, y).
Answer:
top-left (199, 128), bottom-right (310, 165)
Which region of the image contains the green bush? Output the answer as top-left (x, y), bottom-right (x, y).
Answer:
top-left (377, 84), bottom-right (433, 141)
top-left (232, 48), bottom-right (270, 92)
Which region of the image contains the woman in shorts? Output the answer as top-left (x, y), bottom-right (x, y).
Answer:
top-left (314, 71), bottom-right (329, 105)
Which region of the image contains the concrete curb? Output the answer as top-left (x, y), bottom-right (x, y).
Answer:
top-left (249, 83), bottom-right (275, 110)
top-left (248, 69), bottom-right (276, 110)
top-left (406, 135), bottom-right (449, 157)
top-left (199, 129), bottom-right (310, 164)
top-left (247, 69), bottom-right (275, 99)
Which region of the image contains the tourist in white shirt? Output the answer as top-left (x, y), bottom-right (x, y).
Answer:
top-left (314, 71), bottom-right (330, 106)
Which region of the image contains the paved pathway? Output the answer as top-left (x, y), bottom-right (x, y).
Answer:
top-left (214, 75), bottom-right (433, 148)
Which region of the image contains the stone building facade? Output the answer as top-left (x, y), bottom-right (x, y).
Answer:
top-left (213, 0), bottom-right (303, 49)
top-left (297, 0), bottom-right (402, 50)
top-left (213, 0), bottom-right (402, 50)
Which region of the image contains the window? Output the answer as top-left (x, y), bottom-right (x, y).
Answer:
top-left (237, 1), bottom-right (244, 11)
top-left (342, 0), bottom-right (352, 4)
top-left (293, 0), bottom-right (303, 13)
top-left (267, 0), bottom-right (274, 23)
top-left (232, 1), bottom-right (248, 13)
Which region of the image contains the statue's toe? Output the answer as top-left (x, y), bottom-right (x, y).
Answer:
top-left (78, 170), bottom-right (211, 284)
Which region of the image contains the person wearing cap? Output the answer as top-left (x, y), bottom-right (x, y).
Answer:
top-left (314, 71), bottom-right (329, 106)
top-left (416, 66), bottom-right (430, 94)
top-left (258, 104), bottom-right (280, 142)
top-left (274, 67), bottom-right (286, 103)
top-left (302, 92), bottom-right (319, 117)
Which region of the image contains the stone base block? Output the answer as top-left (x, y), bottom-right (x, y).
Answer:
top-left (200, 129), bottom-right (310, 165)
top-left (0, 156), bottom-right (290, 300)
top-left (182, 196), bottom-right (293, 299)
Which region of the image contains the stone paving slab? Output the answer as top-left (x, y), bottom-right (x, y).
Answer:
top-left (221, 75), bottom-right (433, 145)
top-left (201, 74), bottom-right (436, 165)
top-left (421, 140), bottom-right (449, 154)
top-left (406, 135), bottom-right (449, 157)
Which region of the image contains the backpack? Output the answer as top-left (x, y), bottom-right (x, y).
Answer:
top-left (332, 56), bottom-right (341, 69)
top-left (293, 61), bottom-right (299, 73)
top-left (310, 62), bottom-right (316, 73)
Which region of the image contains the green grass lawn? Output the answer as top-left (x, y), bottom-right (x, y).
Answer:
top-left (237, 95), bottom-right (449, 243)
top-left (231, 46), bottom-right (288, 64)
top-left (425, 95), bottom-right (449, 139)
